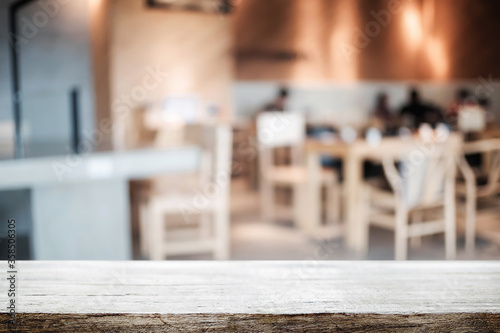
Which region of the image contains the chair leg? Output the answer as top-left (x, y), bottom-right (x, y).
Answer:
top-left (261, 180), bottom-right (275, 221)
top-left (395, 206), bottom-right (409, 260)
top-left (214, 207), bottom-right (230, 260)
top-left (293, 183), bottom-right (307, 231)
top-left (445, 199), bottom-right (457, 260)
top-left (139, 201), bottom-right (150, 259)
top-left (150, 202), bottom-right (165, 260)
top-left (410, 210), bottom-right (423, 249)
top-left (357, 186), bottom-right (370, 257)
top-left (465, 183), bottom-right (476, 256)
top-left (326, 183), bottom-right (341, 225)
top-left (199, 212), bottom-right (211, 240)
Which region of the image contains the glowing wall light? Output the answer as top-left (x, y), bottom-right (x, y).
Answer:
top-left (426, 36), bottom-right (448, 79)
top-left (330, 0), bottom-right (359, 81)
top-left (402, 3), bottom-right (423, 51)
top-left (422, 0), bottom-right (448, 79)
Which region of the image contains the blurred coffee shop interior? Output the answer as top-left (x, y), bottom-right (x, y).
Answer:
top-left (1, 0), bottom-right (500, 260)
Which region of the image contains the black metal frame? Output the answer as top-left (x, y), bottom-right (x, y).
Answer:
top-left (8, 0), bottom-right (37, 159)
top-left (70, 88), bottom-right (81, 154)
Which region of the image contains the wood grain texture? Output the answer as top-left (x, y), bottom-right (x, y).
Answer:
top-left (2, 313), bottom-right (499, 332)
top-left (234, 0), bottom-right (500, 81)
top-left (1, 261), bottom-right (499, 331)
top-left (89, 0), bottom-right (113, 151)
top-left (110, 0), bottom-right (234, 150)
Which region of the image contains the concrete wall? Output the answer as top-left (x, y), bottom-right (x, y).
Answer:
top-left (0, 1), bottom-right (16, 124)
top-left (0, 0), bottom-right (104, 259)
top-left (0, 0), bottom-right (97, 158)
top-left (0, 189), bottom-right (32, 260)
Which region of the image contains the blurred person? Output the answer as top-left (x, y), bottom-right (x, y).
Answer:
top-left (399, 88), bottom-right (442, 129)
top-left (447, 88), bottom-right (475, 119)
top-left (262, 87), bottom-right (289, 112)
top-left (478, 97), bottom-right (497, 126)
top-left (445, 88), bottom-right (482, 129)
top-left (370, 93), bottom-right (396, 134)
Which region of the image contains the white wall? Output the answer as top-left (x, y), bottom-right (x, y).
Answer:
top-left (232, 81), bottom-right (500, 127)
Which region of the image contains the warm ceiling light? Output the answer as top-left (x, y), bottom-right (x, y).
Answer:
top-left (89, 0), bottom-right (103, 13)
top-left (403, 6), bottom-right (423, 49)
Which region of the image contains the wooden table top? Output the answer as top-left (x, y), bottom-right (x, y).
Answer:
top-left (2, 261), bottom-right (499, 331)
top-left (463, 137), bottom-right (500, 154)
top-left (305, 138), bottom-right (351, 156)
top-left (306, 133), bottom-right (463, 160)
top-left (480, 127), bottom-right (500, 139)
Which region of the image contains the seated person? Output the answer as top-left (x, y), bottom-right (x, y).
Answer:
top-left (371, 93), bottom-right (397, 134)
top-left (399, 88), bottom-right (443, 129)
top-left (447, 88), bottom-right (474, 118)
top-left (445, 88), bottom-right (478, 128)
top-left (262, 87), bottom-right (289, 112)
top-left (478, 97), bottom-right (497, 127)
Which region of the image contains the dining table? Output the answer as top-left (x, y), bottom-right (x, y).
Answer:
top-left (303, 133), bottom-right (463, 255)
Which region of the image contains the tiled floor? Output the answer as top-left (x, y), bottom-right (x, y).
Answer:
top-left (172, 179), bottom-right (500, 260)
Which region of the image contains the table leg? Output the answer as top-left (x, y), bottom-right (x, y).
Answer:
top-left (458, 156), bottom-right (476, 255)
top-left (304, 151), bottom-right (322, 234)
top-left (483, 150), bottom-right (491, 176)
top-left (345, 152), bottom-right (364, 254)
top-left (445, 165), bottom-right (457, 260)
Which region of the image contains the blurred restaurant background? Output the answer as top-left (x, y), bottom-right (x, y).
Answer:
top-left (1, 0), bottom-right (500, 260)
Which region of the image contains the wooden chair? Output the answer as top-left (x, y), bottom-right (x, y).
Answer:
top-left (457, 106), bottom-right (487, 133)
top-left (457, 141), bottom-right (500, 253)
top-left (139, 125), bottom-right (232, 260)
top-left (256, 112), bottom-right (340, 229)
top-left (361, 139), bottom-right (459, 260)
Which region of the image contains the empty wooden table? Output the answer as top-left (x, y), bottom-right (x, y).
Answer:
top-left (1, 261), bottom-right (499, 331)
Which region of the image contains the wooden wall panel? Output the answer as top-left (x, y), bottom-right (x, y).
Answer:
top-left (90, 0), bottom-right (113, 151)
top-left (431, 0), bottom-right (500, 80)
top-left (234, 0), bottom-right (360, 81)
top-left (110, 0), bottom-right (234, 149)
top-left (234, 0), bottom-right (500, 81)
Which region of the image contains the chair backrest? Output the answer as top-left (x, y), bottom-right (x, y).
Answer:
top-left (152, 125), bottom-right (232, 196)
top-left (486, 148), bottom-right (500, 195)
top-left (256, 112), bottom-right (305, 174)
top-left (383, 138), bottom-right (459, 209)
top-left (190, 124), bottom-right (232, 188)
top-left (460, 140), bottom-right (500, 196)
top-left (458, 106), bottom-right (486, 133)
top-left (256, 112), bottom-right (305, 148)
top-left (194, 125), bottom-right (232, 209)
